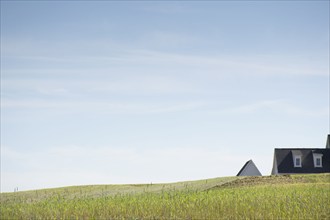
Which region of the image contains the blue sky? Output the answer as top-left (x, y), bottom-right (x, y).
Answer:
top-left (1, 1), bottom-right (329, 192)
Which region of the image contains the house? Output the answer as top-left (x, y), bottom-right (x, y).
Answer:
top-left (271, 135), bottom-right (330, 175)
top-left (237, 159), bottom-right (262, 176)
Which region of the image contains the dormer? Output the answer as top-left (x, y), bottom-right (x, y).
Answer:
top-left (292, 150), bottom-right (302, 168)
top-left (313, 153), bottom-right (323, 168)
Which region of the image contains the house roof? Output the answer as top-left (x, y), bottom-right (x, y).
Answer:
top-left (237, 160), bottom-right (250, 176)
top-left (273, 148), bottom-right (330, 174)
top-left (237, 159), bottom-right (262, 176)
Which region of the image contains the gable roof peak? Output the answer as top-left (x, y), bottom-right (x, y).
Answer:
top-left (237, 159), bottom-right (262, 176)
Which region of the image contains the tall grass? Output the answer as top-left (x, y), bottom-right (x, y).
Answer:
top-left (1, 174), bottom-right (329, 219)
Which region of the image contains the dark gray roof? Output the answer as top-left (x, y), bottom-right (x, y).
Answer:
top-left (273, 148), bottom-right (330, 174)
top-left (236, 160), bottom-right (262, 176)
top-left (237, 160), bottom-right (251, 176)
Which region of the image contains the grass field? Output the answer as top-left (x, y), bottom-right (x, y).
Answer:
top-left (1, 174), bottom-right (329, 219)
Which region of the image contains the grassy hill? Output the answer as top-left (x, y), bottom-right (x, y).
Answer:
top-left (1, 174), bottom-right (329, 219)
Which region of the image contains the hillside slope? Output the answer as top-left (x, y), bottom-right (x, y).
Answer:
top-left (1, 176), bottom-right (239, 202)
top-left (1, 174), bottom-right (329, 219)
top-left (212, 173), bottom-right (330, 189)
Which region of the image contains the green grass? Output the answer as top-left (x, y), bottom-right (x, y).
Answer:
top-left (1, 174), bottom-right (329, 219)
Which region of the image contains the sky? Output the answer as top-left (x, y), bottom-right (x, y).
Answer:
top-left (1, 1), bottom-right (329, 192)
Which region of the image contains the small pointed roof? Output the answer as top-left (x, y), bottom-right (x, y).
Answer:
top-left (237, 159), bottom-right (262, 176)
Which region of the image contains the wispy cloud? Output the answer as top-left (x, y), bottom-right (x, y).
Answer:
top-left (1, 99), bottom-right (207, 115)
top-left (138, 31), bottom-right (199, 49)
top-left (3, 40), bottom-right (328, 77)
top-left (141, 3), bottom-right (196, 14)
top-left (214, 99), bottom-right (329, 117)
top-left (124, 50), bottom-right (328, 76)
top-left (2, 74), bottom-right (198, 96)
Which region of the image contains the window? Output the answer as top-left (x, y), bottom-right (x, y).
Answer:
top-left (294, 156), bottom-right (302, 167)
top-left (313, 154), bottom-right (323, 168)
